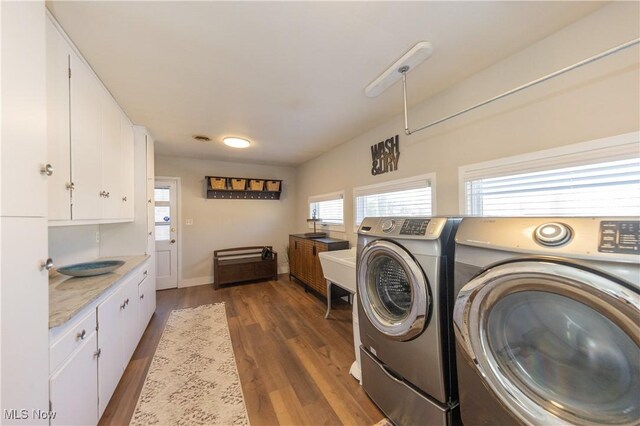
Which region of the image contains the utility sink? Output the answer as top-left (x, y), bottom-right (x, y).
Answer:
top-left (318, 247), bottom-right (357, 293)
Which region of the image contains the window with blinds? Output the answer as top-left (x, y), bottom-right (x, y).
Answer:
top-left (354, 174), bottom-right (435, 228)
top-left (309, 192), bottom-right (344, 226)
top-left (461, 134), bottom-right (640, 217)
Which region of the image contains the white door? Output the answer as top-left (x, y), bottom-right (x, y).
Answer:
top-left (155, 179), bottom-right (178, 289)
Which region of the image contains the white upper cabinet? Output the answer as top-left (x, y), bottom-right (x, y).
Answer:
top-left (120, 113), bottom-right (135, 220)
top-left (1, 1), bottom-right (47, 217)
top-left (70, 51), bottom-right (103, 220)
top-left (47, 16), bottom-right (135, 225)
top-left (46, 18), bottom-right (72, 220)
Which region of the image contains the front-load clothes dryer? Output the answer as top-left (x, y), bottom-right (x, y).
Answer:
top-left (357, 217), bottom-right (461, 426)
top-left (453, 217), bottom-right (640, 426)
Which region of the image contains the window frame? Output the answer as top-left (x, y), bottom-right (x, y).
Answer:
top-left (458, 132), bottom-right (640, 216)
top-left (352, 173), bottom-right (437, 232)
top-left (308, 190), bottom-right (345, 232)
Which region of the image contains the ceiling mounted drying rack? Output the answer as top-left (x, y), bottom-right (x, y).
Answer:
top-left (367, 38), bottom-right (640, 136)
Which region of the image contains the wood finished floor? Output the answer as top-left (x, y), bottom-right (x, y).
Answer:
top-left (98, 275), bottom-right (383, 426)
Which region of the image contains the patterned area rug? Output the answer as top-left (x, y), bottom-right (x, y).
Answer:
top-left (130, 304), bottom-right (249, 426)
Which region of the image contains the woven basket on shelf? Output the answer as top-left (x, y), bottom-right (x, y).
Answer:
top-left (266, 180), bottom-right (280, 192)
top-left (210, 177), bottom-right (226, 190)
top-left (230, 178), bottom-right (246, 190)
top-left (249, 179), bottom-right (265, 191)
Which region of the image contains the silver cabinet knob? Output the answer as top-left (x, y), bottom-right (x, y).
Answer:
top-left (105, 191), bottom-right (110, 198)
top-left (41, 258), bottom-right (54, 271)
top-left (140, 294), bottom-right (145, 300)
top-left (148, 199), bottom-right (152, 204)
top-left (99, 190), bottom-right (106, 197)
top-left (120, 301), bottom-right (127, 310)
top-left (40, 164), bottom-right (54, 176)
top-left (148, 231), bottom-right (152, 236)
top-left (66, 182), bottom-right (75, 191)
top-left (125, 298), bottom-right (130, 306)
top-left (94, 348), bottom-right (101, 359)
top-left (122, 196), bottom-right (127, 202)
top-left (76, 329), bottom-right (86, 340)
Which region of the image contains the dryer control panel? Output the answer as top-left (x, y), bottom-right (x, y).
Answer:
top-left (599, 221), bottom-right (640, 254)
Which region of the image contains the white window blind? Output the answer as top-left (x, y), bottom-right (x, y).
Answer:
top-left (354, 175), bottom-right (434, 227)
top-left (462, 135), bottom-right (640, 217)
top-left (309, 192), bottom-right (344, 225)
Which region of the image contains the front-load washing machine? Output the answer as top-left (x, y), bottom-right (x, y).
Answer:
top-left (357, 217), bottom-right (461, 426)
top-left (453, 217), bottom-right (640, 426)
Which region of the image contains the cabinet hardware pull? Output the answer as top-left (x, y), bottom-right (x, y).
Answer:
top-left (312, 246), bottom-right (316, 256)
top-left (76, 329), bottom-right (86, 340)
top-left (140, 294), bottom-right (144, 300)
top-left (295, 241), bottom-right (298, 249)
top-left (143, 270), bottom-right (148, 276)
top-left (125, 298), bottom-right (130, 305)
top-left (120, 301), bottom-right (126, 310)
top-left (94, 348), bottom-right (101, 359)
top-left (65, 182), bottom-right (75, 191)
top-left (148, 199), bottom-right (152, 204)
top-left (40, 164), bottom-right (54, 176)
top-left (41, 258), bottom-right (54, 271)
top-left (122, 196), bottom-right (127, 202)
top-left (148, 232), bottom-right (152, 236)
top-left (106, 192), bottom-right (110, 198)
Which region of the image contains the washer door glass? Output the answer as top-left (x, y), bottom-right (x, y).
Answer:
top-left (367, 254), bottom-right (412, 320)
top-left (358, 240), bottom-right (430, 341)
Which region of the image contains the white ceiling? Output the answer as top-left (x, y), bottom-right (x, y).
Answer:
top-left (47, 1), bottom-right (605, 166)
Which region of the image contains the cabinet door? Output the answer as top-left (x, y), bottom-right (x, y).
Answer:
top-left (70, 52), bottom-right (102, 220)
top-left (138, 272), bottom-right (155, 339)
top-left (289, 236), bottom-right (299, 277)
top-left (313, 243), bottom-right (329, 295)
top-left (121, 274), bottom-right (141, 366)
top-left (146, 132), bottom-right (155, 242)
top-left (96, 285), bottom-right (124, 417)
top-left (50, 332), bottom-right (99, 426)
top-left (1, 1), bottom-right (47, 217)
top-left (100, 94), bottom-right (122, 220)
top-left (119, 114), bottom-right (135, 219)
top-left (46, 18), bottom-right (72, 221)
top-left (0, 217), bottom-right (49, 424)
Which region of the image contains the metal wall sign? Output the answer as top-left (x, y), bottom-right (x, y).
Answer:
top-left (371, 135), bottom-right (400, 176)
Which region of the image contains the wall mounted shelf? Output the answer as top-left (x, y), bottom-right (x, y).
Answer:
top-left (205, 176), bottom-right (282, 200)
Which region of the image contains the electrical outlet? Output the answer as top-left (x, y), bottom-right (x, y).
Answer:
top-left (95, 231), bottom-right (100, 243)
top-left (186, 219), bottom-right (193, 226)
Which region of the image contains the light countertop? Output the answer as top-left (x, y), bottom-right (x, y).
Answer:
top-left (49, 254), bottom-right (150, 329)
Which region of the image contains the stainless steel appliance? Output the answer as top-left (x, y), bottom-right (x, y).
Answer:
top-left (357, 217), bottom-right (461, 425)
top-left (453, 217), bottom-right (640, 426)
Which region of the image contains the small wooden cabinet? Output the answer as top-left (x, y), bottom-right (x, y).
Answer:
top-left (289, 235), bottom-right (349, 297)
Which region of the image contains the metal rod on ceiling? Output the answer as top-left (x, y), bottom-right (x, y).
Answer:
top-left (401, 38), bottom-right (640, 136)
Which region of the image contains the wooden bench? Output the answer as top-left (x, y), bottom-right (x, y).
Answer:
top-left (213, 246), bottom-right (278, 289)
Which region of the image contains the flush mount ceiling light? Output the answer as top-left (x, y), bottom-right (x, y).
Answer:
top-left (193, 135), bottom-right (211, 142)
top-left (364, 41), bottom-right (433, 98)
top-left (223, 137), bottom-right (251, 149)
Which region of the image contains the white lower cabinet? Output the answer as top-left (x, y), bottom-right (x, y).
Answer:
top-left (138, 272), bottom-right (156, 339)
top-left (50, 331), bottom-right (99, 426)
top-left (50, 260), bottom-right (154, 423)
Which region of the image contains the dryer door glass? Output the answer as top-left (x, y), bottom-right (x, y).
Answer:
top-left (487, 290), bottom-right (640, 425)
top-left (358, 240), bottom-right (430, 341)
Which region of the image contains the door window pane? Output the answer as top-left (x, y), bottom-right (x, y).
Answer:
top-left (155, 225), bottom-right (170, 241)
top-left (487, 291), bottom-right (640, 424)
top-left (155, 206), bottom-right (171, 224)
top-left (154, 188), bottom-right (170, 202)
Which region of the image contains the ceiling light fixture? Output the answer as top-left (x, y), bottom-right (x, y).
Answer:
top-left (365, 41), bottom-right (433, 98)
top-left (223, 137), bottom-right (251, 149)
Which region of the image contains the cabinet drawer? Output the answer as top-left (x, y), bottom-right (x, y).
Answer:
top-left (50, 309), bottom-right (97, 373)
top-left (131, 260), bottom-right (150, 286)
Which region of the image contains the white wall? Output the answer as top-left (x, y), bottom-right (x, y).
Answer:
top-left (155, 155), bottom-right (297, 286)
top-left (48, 225), bottom-right (99, 269)
top-left (295, 2), bottom-right (640, 245)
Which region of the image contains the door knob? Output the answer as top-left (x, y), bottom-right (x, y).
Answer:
top-left (41, 258), bottom-right (54, 271)
top-left (40, 164), bottom-right (54, 176)
top-left (170, 239), bottom-right (176, 244)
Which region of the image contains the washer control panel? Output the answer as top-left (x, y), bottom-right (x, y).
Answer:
top-left (599, 220), bottom-right (640, 254)
top-left (399, 219), bottom-right (430, 236)
top-left (381, 219), bottom-right (396, 233)
top-left (534, 222), bottom-right (572, 246)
